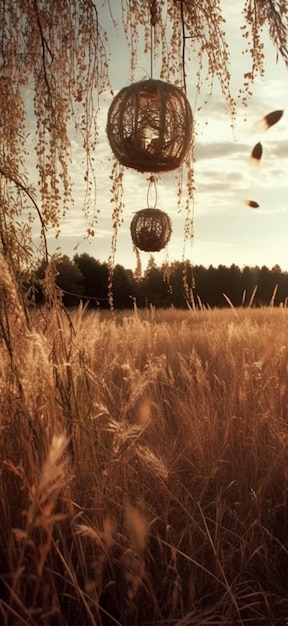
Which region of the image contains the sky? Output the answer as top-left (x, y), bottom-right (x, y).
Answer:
top-left (37, 1), bottom-right (288, 272)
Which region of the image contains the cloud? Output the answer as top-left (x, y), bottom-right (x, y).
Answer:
top-left (265, 140), bottom-right (288, 159)
top-left (195, 141), bottom-right (249, 161)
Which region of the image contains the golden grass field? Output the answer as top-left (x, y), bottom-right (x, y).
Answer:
top-left (1, 300), bottom-right (288, 625)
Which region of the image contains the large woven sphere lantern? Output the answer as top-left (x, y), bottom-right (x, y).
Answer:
top-left (130, 208), bottom-right (172, 252)
top-left (107, 79), bottom-right (193, 173)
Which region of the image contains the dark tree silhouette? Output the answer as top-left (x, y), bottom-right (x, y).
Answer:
top-left (74, 253), bottom-right (109, 308)
top-left (112, 265), bottom-right (135, 309)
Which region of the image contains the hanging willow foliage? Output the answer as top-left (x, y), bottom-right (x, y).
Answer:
top-left (121, 0), bottom-right (287, 108)
top-left (0, 0), bottom-right (287, 306)
top-left (0, 1), bottom-right (109, 228)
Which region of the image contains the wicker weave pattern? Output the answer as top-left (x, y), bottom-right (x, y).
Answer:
top-left (130, 208), bottom-right (172, 252)
top-left (107, 79), bottom-right (193, 173)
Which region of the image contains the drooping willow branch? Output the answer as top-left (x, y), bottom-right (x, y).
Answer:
top-left (32, 0), bottom-right (54, 100)
top-left (0, 166), bottom-right (48, 263)
top-left (266, 0), bottom-right (288, 63)
top-left (179, 0), bottom-right (187, 93)
top-left (242, 0), bottom-right (288, 83)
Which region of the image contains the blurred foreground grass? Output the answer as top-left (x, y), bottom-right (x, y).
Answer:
top-left (1, 305), bottom-right (288, 625)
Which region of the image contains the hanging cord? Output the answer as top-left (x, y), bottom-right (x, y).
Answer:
top-left (178, 0), bottom-right (196, 303)
top-left (179, 0), bottom-right (187, 94)
top-left (150, 0), bottom-right (158, 79)
top-left (147, 175), bottom-right (158, 208)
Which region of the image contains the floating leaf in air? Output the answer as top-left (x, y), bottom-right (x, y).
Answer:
top-left (245, 199), bottom-right (260, 208)
top-left (261, 110), bottom-right (283, 130)
top-left (250, 141), bottom-right (263, 163)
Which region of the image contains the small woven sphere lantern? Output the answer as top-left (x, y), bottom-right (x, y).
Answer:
top-left (107, 79), bottom-right (193, 173)
top-left (130, 208), bottom-right (172, 252)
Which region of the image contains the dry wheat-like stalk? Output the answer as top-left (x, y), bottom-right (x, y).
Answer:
top-left (19, 434), bottom-right (69, 578)
top-left (125, 503), bottom-right (149, 555)
top-left (0, 252), bottom-right (25, 321)
top-left (136, 444), bottom-right (169, 482)
top-left (16, 330), bottom-right (54, 417)
top-left (76, 516), bottom-right (115, 551)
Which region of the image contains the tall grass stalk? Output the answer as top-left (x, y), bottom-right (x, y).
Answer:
top-left (1, 304), bottom-right (288, 624)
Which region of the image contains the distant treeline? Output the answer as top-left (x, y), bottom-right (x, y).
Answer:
top-left (29, 253), bottom-right (288, 309)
